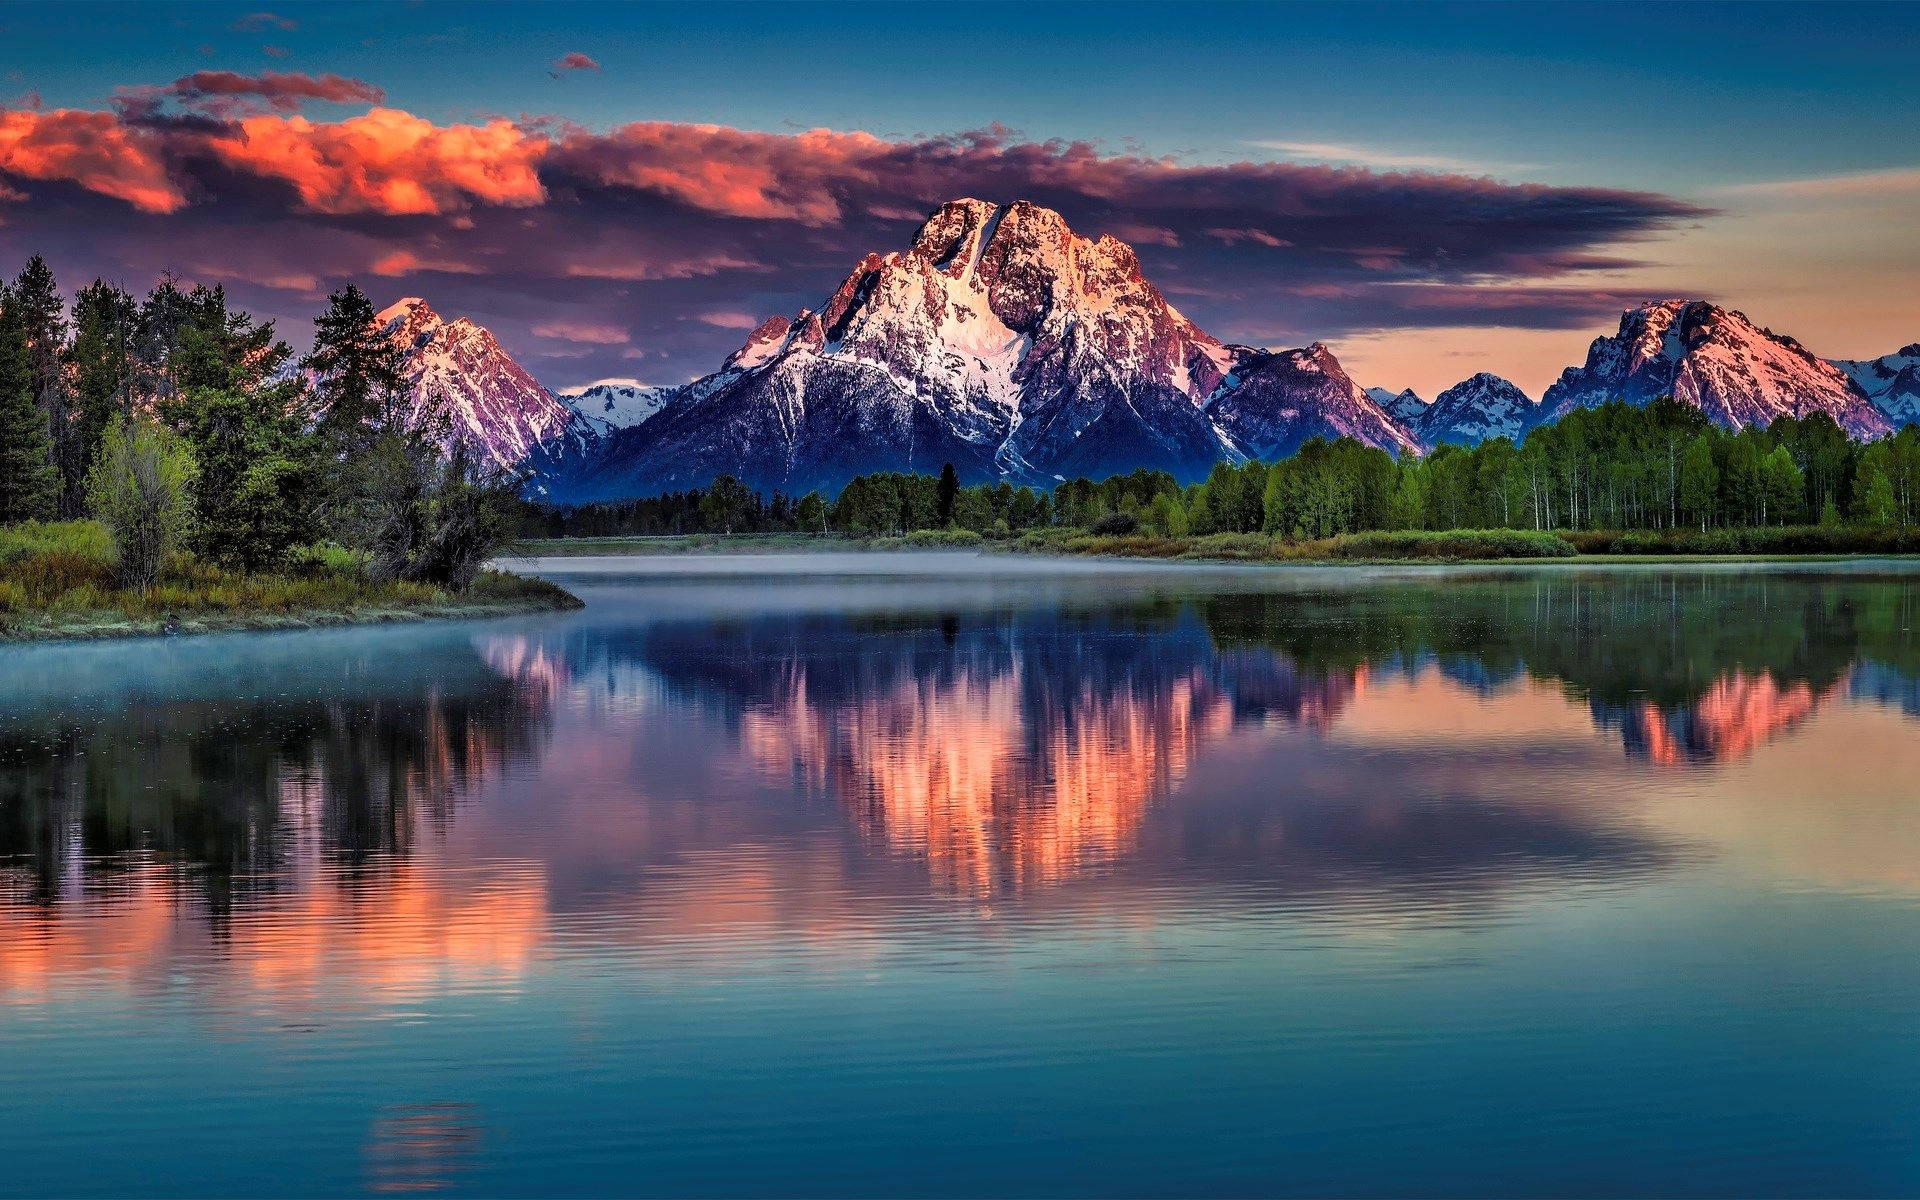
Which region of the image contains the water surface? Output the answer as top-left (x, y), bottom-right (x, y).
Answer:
top-left (4, 555), bottom-right (1920, 1196)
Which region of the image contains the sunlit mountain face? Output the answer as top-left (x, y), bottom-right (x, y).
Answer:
top-left (5, 568), bottom-right (1920, 1010)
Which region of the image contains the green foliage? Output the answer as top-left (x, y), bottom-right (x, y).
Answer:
top-left (167, 386), bottom-right (316, 571)
top-left (85, 413), bottom-right (197, 590)
top-left (66, 280), bottom-right (140, 504)
top-left (304, 284), bottom-right (409, 445)
top-left (0, 519), bottom-right (573, 637)
top-left (0, 290), bottom-right (59, 524)
top-left (1321, 529), bottom-right (1570, 560)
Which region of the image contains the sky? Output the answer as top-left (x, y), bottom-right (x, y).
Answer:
top-left (1, 0), bottom-right (1916, 398)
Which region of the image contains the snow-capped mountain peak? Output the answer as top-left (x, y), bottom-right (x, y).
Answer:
top-left (1419, 372), bottom-right (1536, 447)
top-left (565, 198), bottom-right (1427, 501)
top-left (1365, 386), bottom-right (1429, 426)
top-left (1539, 299), bottom-right (1891, 437)
top-left (377, 297), bottom-right (589, 474)
top-left (1831, 344), bottom-right (1920, 427)
top-left (559, 382), bottom-right (676, 434)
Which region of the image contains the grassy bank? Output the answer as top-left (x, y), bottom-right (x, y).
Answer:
top-left (1, 521), bottom-right (581, 642)
top-left (512, 523), bottom-right (1920, 565)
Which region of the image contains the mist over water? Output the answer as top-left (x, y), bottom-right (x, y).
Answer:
top-left (5, 557), bottom-right (1920, 1196)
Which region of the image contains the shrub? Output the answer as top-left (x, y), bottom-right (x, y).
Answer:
top-left (1326, 529), bottom-right (1572, 560)
top-left (1182, 532), bottom-right (1277, 559)
top-left (1088, 511), bottom-right (1140, 536)
top-left (902, 528), bottom-right (983, 547)
top-left (86, 414), bottom-right (197, 591)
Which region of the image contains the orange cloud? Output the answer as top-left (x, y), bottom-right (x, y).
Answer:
top-left (0, 107), bottom-right (182, 212)
top-left (205, 108), bottom-right (547, 214)
top-left (549, 122), bottom-right (894, 224)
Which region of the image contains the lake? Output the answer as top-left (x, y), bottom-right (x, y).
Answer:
top-left (4, 553), bottom-right (1920, 1197)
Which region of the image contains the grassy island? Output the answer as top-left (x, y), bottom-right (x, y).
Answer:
top-left (1, 521), bottom-right (579, 642)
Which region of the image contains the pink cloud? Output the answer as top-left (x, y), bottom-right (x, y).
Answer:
top-left (1207, 227), bottom-right (1289, 248)
top-left (0, 107), bottom-right (182, 212)
top-left (532, 318), bottom-right (630, 344)
top-left (697, 310), bottom-right (761, 329)
top-left (553, 52), bottom-right (600, 72)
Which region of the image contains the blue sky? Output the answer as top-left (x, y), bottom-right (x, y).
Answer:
top-left (3, 1), bottom-right (1916, 394)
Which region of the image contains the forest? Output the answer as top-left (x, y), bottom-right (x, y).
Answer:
top-left (542, 397), bottom-right (1920, 542)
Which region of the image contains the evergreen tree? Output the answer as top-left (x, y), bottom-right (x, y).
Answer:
top-left (13, 256), bottom-right (77, 513)
top-left (67, 280), bottom-right (140, 495)
top-left (0, 290), bottom-right (60, 523)
top-left (1679, 435), bottom-right (1718, 531)
top-left (304, 285), bottom-right (408, 444)
top-left (935, 462), bottom-right (959, 527)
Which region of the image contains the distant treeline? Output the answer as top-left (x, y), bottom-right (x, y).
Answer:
top-left (541, 398), bottom-right (1920, 538)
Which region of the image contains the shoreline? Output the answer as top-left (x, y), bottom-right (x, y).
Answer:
top-left (508, 533), bottom-right (1920, 569)
top-left (0, 575), bottom-right (582, 645)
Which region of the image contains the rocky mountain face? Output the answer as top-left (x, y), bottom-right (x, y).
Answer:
top-left (1365, 386), bottom-right (1428, 426)
top-left (1536, 300), bottom-right (1892, 437)
top-left (1417, 373), bottom-right (1537, 447)
top-left (566, 199), bottom-right (1414, 502)
top-left (371, 266), bottom-right (1919, 506)
top-left (561, 382), bottom-right (674, 435)
top-left (378, 297), bottom-right (591, 475)
top-left (1832, 344), bottom-right (1920, 427)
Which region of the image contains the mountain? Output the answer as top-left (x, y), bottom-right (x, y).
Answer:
top-left (566, 199), bottom-right (1415, 502)
top-left (1366, 386), bottom-right (1428, 426)
top-left (1537, 299), bottom-right (1892, 437)
top-left (1831, 344), bottom-right (1920, 427)
top-left (1418, 373), bottom-right (1536, 447)
top-left (1206, 343), bottom-right (1421, 462)
top-left (378, 297), bottom-right (591, 474)
top-left (561, 382), bottom-right (675, 435)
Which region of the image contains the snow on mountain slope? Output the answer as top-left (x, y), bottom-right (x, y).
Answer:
top-left (1419, 373), bottom-right (1536, 447)
top-left (379, 297), bottom-right (592, 474)
top-left (561, 382), bottom-right (676, 434)
top-left (1538, 300), bottom-right (1891, 437)
top-left (1365, 386), bottom-right (1429, 427)
top-left (568, 199), bottom-right (1415, 501)
top-left (1208, 343), bottom-right (1421, 461)
top-left (1831, 344), bottom-right (1920, 427)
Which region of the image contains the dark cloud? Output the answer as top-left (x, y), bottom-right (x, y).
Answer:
top-left (230, 12), bottom-right (298, 32)
top-left (0, 92), bottom-right (1710, 389)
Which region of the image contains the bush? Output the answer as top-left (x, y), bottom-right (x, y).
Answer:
top-left (902, 528), bottom-right (983, 547)
top-left (1182, 532), bottom-right (1277, 559)
top-left (1562, 525), bottom-right (1920, 556)
top-left (1088, 511), bottom-right (1140, 536)
top-left (1324, 529), bottom-right (1572, 560)
top-left (86, 414), bottom-right (197, 590)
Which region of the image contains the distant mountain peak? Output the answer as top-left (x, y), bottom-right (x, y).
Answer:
top-left (378, 296), bottom-right (591, 478)
top-left (1420, 373), bottom-right (1535, 448)
top-left (1539, 298), bottom-right (1891, 437)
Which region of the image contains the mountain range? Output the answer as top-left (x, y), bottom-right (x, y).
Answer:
top-left (374, 199), bottom-right (1919, 502)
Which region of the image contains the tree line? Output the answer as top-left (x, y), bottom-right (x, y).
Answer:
top-left (550, 398), bottom-right (1920, 539)
top-left (0, 255), bottom-right (512, 589)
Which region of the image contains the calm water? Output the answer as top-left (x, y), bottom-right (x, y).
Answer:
top-left (5, 553), bottom-right (1920, 1197)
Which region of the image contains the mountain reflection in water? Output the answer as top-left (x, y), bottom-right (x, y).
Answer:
top-left (8, 564), bottom-right (1920, 1196)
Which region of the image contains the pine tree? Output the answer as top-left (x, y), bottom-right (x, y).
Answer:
top-left (935, 462), bottom-right (959, 527)
top-left (13, 256), bottom-right (77, 513)
top-left (67, 280), bottom-right (140, 490)
top-left (304, 285), bottom-right (408, 444)
top-left (0, 291), bottom-right (60, 524)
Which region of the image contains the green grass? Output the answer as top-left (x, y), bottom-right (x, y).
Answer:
top-left (0, 521), bottom-right (580, 642)
top-left (508, 532), bottom-right (870, 556)
top-left (508, 523), bottom-right (1920, 566)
